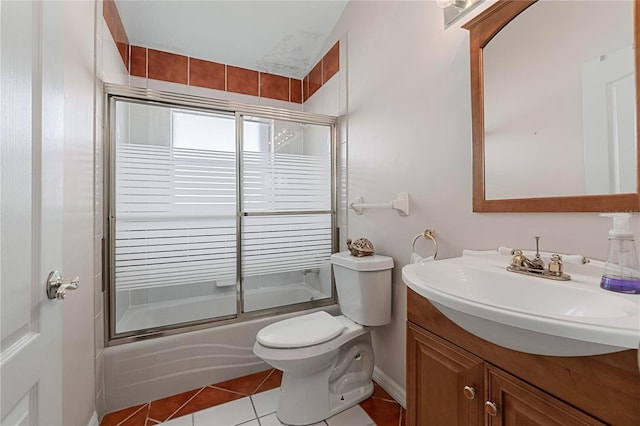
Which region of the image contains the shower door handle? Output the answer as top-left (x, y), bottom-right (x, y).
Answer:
top-left (46, 270), bottom-right (80, 300)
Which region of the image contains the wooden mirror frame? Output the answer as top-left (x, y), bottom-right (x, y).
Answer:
top-left (463, 0), bottom-right (640, 212)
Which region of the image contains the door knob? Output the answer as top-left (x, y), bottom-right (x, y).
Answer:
top-left (46, 270), bottom-right (79, 300)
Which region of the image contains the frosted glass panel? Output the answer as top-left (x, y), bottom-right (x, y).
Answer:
top-left (243, 118), bottom-right (332, 212)
top-left (242, 214), bottom-right (333, 313)
top-left (114, 101), bottom-right (237, 333)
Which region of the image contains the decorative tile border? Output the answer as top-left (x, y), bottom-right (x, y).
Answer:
top-left (103, 1), bottom-right (339, 104)
top-left (103, 0), bottom-right (129, 71)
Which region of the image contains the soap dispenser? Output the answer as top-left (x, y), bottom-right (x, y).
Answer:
top-left (600, 213), bottom-right (640, 294)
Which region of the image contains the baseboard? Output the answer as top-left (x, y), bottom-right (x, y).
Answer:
top-left (372, 366), bottom-right (406, 408)
top-left (87, 411), bottom-right (99, 426)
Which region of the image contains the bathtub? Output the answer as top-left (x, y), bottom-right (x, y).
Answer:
top-left (116, 283), bottom-right (329, 333)
top-left (104, 285), bottom-right (339, 412)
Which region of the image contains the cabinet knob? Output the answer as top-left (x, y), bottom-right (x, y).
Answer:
top-left (484, 401), bottom-right (499, 416)
top-left (463, 385), bottom-right (476, 400)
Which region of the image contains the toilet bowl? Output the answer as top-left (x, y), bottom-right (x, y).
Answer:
top-left (253, 312), bottom-right (374, 425)
top-left (252, 252), bottom-right (394, 425)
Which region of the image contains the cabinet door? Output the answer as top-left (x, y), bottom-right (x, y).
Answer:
top-left (407, 323), bottom-right (484, 426)
top-left (486, 366), bottom-right (605, 426)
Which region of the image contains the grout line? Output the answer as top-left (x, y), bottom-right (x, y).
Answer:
top-left (164, 386), bottom-right (206, 422)
top-left (208, 385), bottom-right (250, 397)
top-left (247, 391), bottom-right (260, 425)
top-left (252, 369), bottom-right (275, 394)
top-left (113, 403), bottom-right (148, 426)
top-left (372, 395), bottom-right (400, 404)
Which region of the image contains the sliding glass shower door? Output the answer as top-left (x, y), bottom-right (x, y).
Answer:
top-left (106, 88), bottom-right (336, 341)
top-left (112, 101), bottom-right (238, 333)
top-left (241, 117), bottom-right (333, 312)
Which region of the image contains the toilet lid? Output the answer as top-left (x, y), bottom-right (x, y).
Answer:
top-left (256, 311), bottom-right (345, 349)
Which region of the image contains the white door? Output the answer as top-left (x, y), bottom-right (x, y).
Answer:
top-left (1, 1), bottom-right (66, 424)
top-left (582, 45), bottom-right (636, 195)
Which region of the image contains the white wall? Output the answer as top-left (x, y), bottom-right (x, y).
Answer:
top-left (62, 1), bottom-right (97, 425)
top-left (329, 0), bottom-right (639, 397)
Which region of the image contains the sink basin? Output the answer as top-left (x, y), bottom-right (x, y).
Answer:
top-left (402, 250), bottom-right (640, 356)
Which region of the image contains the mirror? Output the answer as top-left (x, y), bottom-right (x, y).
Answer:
top-left (463, 0), bottom-right (640, 212)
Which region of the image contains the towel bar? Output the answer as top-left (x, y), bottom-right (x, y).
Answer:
top-left (350, 192), bottom-right (410, 216)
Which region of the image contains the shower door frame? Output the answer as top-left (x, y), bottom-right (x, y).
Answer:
top-left (103, 83), bottom-right (339, 346)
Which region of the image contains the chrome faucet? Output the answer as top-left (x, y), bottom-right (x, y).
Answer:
top-left (507, 237), bottom-right (571, 281)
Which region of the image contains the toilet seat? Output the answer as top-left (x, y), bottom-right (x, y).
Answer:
top-left (256, 311), bottom-right (345, 349)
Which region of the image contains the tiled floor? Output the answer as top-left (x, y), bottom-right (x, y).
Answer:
top-left (100, 368), bottom-right (406, 426)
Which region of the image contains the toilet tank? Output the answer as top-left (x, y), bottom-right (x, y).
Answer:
top-left (330, 252), bottom-right (394, 326)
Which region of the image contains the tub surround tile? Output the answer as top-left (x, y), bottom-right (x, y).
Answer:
top-left (189, 58), bottom-right (225, 91)
top-left (302, 40), bottom-right (340, 100)
top-left (290, 79), bottom-right (303, 104)
top-left (227, 66), bottom-right (259, 97)
top-left (130, 76), bottom-right (149, 89)
top-left (187, 85), bottom-right (227, 101)
top-left (103, 6), bottom-right (337, 105)
top-left (308, 61), bottom-right (323, 98)
top-left (102, 0), bottom-right (117, 39)
top-left (147, 79), bottom-right (190, 95)
top-left (258, 97), bottom-right (296, 110)
top-left (303, 75), bottom-right (310, 102)
top-left (322, 42), bottom-right (340, 84)
top-left (260, 72), bottom-right (290, 102)
top-left (103, 0), bottom-right (129, 71)
top-left (130, 46), bottom-right (147, 78)
top-left (148, 50), bottom-right (188, 85)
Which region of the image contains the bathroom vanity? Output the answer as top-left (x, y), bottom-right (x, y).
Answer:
top-left (406, 288), bottom-right (640, 425)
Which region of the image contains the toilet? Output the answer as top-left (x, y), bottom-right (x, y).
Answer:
top-left (252, 251), bottom-right (394, 425)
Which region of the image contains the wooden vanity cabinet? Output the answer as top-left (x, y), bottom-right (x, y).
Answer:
top-left (407, 289), bottom-right (640, 426)
top-left (407, 323), bottom-right (484, 426)
top-left (485, 366), bottom-right (604, 425)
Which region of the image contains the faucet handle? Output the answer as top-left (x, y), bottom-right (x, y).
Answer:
top-left (548, 253), bottom-right (563, 276)
top-left (510, 249), bottom-right (526, 268)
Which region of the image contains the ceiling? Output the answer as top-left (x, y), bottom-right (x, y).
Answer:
top-left (115, 1), bottom-right (348, 79)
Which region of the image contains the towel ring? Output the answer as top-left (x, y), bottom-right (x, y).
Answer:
top-left (412, 229), bottom-right (438, 260)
